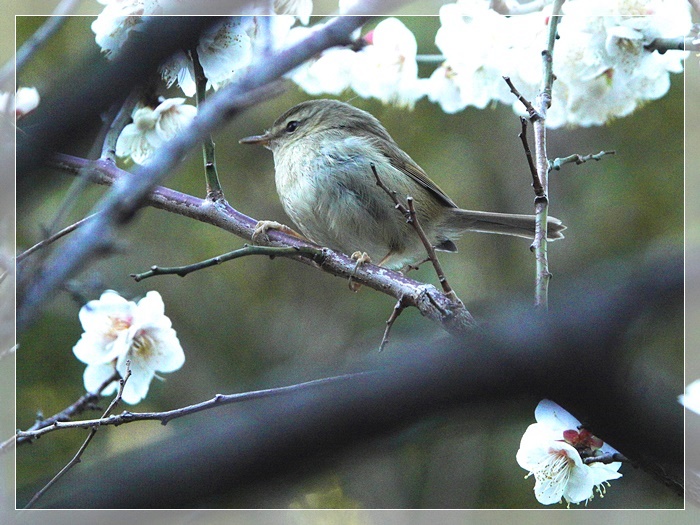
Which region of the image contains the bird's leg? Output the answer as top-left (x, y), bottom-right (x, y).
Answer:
top-left (348, 251), bottom-right (372, 292)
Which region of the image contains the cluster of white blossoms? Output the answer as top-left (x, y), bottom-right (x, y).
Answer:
top-left (516, 399), bottom-right (623, 506)
top-left (92, 0), bottom-right (692, 163)
top-left (93, 1), bottom-right (309, 163)
top-left (73, 290), bottom-right (185, 405)
top-left (115, 97), bottom-right (197, 164)
top-left (427, 0), bottom-right (691, 127)
top-left (280, 0), bottom-right (693, 122)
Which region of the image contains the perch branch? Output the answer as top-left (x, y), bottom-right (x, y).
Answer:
top-left (49, 153), bottom-right (477, 336)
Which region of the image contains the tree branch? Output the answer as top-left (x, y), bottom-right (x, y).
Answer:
top-left (529, 0), bottom-right (565, 310)
top-left (46, 153), bottom-right (477, 337)
top-left (15, 372), bottom-right (375, 445)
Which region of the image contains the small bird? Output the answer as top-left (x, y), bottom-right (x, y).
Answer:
top-left (240, 99), bottom-right (565, 270)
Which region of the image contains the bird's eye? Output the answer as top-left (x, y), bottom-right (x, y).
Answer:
top-left (285, 120), bottom-right (300, 133)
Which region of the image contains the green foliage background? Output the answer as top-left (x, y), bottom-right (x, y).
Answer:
top-left (15, 14), bottom-right (686, 511)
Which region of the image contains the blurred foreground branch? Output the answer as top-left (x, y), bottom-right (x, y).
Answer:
top-left (16, 13), bottom-right (374, 330)
top-left (25, 249), bottom-right (682, 508)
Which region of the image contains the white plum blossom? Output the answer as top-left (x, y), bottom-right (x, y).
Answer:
top-left (73, 290), bottom-right (184, 405)
top-left (547, 0), bottom-right (692, 127)
top-left (289, 46), bottom-right (357, 96)
top-left (516, 399), bottom-right (622, 506)
top-left (161, 18), bottom-right (253, 96)
top-left (680, 379), bottom-right (700, 415)
top-left (91, 0), bottom-right (159, 58)
top-left (286, 18), bottom-right (425, 108)
top-left (427, 1), bottom-right (520, 112)
top-left (93, 1), bottom-right (689, 124)
top-left (350, 18), bottom-right (425, 109)
top-left (116, 97), bottom-right (196, 164)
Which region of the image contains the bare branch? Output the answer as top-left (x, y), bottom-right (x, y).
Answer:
top-left (550, 150), bottom-right (616, 171)
top-left (379, 297), bottom-right (408, 352)
top-left (517, 117), bottom-right (543, 196)
top-left (4, 370), bottom-right (120, 452)
top-left (130, 245), bottom-right (323, 281)
top-left (503, 76), bottom-right (540, 122)
top-left (529, 0), bottom-right (565, 310)
top-left (0, 0), bottom-right (82, 88)
top-left (583, 452), bottom-right (629, 465)
top-left (23, 363), bottom-right (132, 509)
top-left (16, 212), bottom-right (99, 264)
top-left (16, 372), bottom-right (375, 442)
top-left (370, 163), bottom-right (462, 304)
top-left (645, 35), bottom-right (700, 53)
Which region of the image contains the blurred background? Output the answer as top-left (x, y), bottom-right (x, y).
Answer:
top-left (11, 7), bottom-right (689, 517)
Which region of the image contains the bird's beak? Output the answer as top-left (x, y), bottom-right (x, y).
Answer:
top-left (239, 132), bottom-right (271, 146)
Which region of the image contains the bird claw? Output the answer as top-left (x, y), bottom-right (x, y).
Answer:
top-left (348, 251), bottom-right (371, 292)
top-left (252, 220), bottom-right (306, 244)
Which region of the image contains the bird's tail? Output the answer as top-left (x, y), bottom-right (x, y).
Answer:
top-left (445, 209), bottom-right (566, 241)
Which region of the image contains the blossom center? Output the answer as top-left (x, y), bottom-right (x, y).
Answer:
top-left (533, 449), bottom-right (573, 493)
top-left (130, 329), bottom-right (155, 358)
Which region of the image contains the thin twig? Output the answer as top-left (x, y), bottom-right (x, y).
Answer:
top-left (23, 363), bottom-right (132, 509)
top-left (370, 163), bottom-right (459, 302)
top-left (5, 370), bottom-right (120, 452)
top-left (645, 36), bottom-right (700, 53)
top-left (528, 0), bottom-right (565, 310)
top-left (0, 344), bottom-right (17, 361)
top-left (16, 212), bottom-right (99, 264)
top-left (0, 0), bottom-right (82, 88)
top-left (406, 198), bottom-right (456, 300)
top-left (550, 151), bottom-right (616, 171)
top-left (191, 47), bottom-right (224, 202)
top-left (16, 371), bottom-right (376, 441)
top-left (416, 54), bottom-right (446, 63)
top-left (518, 117), bottom-right (543, 196)
top-left (503, 76), bottom-right (540, 121)
top-left (101, 87), bottom-right (145, 162)
top-left (379, 297), bottom-right (408, 352)
top-left (131, 245), bottom-right (323, 281)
